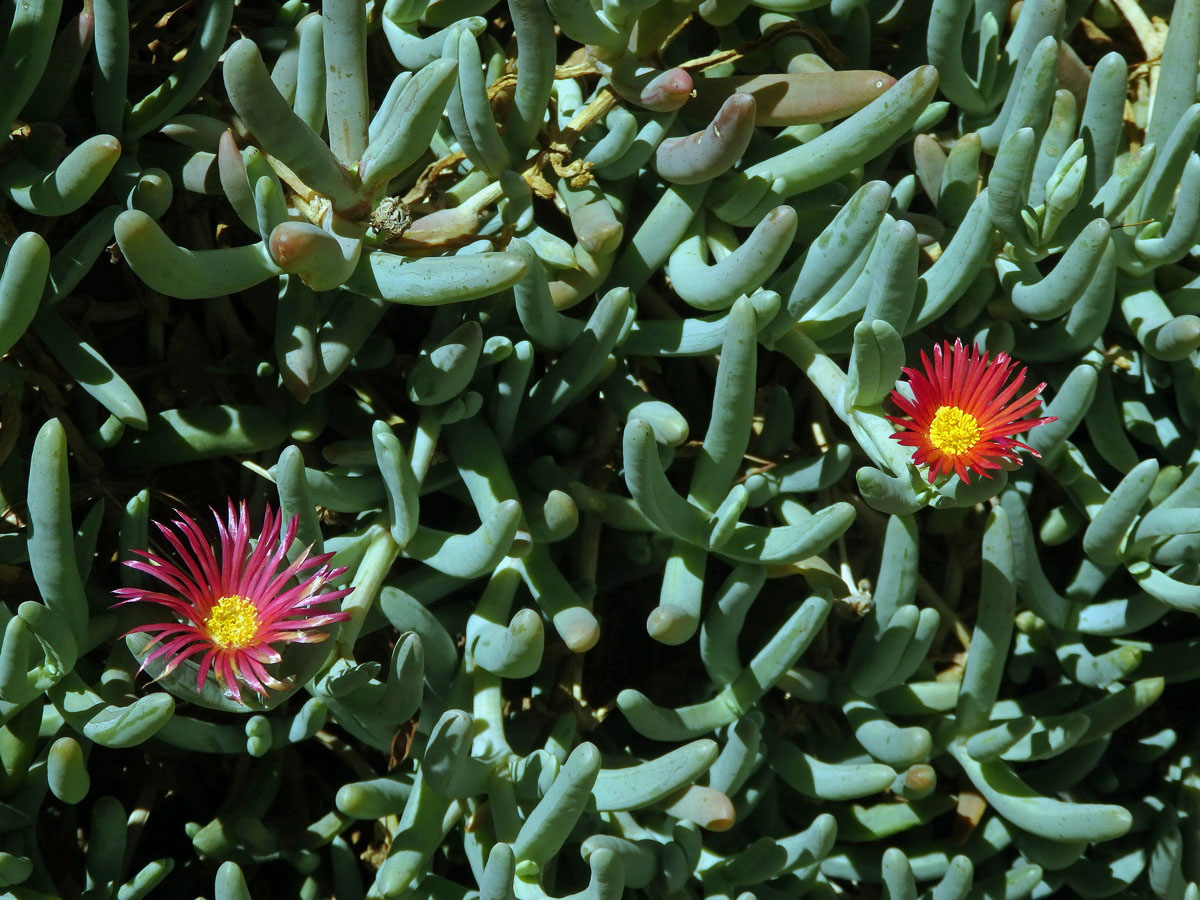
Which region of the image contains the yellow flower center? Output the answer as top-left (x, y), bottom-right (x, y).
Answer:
top-left (205, 595), bottom-right (261, 648)
top-left (928, 405), bottom-right (982, 456)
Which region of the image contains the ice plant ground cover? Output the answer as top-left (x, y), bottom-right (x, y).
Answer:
top-left (113, 504), bottom-right (351, 704)
top-left (887, 339), bottom-right (1058, 483)
top-left (5, 0), bottom-right (1200, 897)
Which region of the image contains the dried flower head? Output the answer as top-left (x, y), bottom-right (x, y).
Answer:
top-left (114, 502), bottom-right (351, 704)
top-left (886, 339), bottom-right (1058, 484)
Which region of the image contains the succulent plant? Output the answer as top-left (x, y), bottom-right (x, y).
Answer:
top-left (3, 0), bottom-right (1200, 897)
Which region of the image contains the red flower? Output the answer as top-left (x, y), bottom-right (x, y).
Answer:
top-left (886, 339), bottom-right (1057, 483)
top-left (114, 502), bottom-right (351, 704)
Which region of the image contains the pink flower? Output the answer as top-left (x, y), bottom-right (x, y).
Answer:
top-left (114, 502), bottom-right (352, 704)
